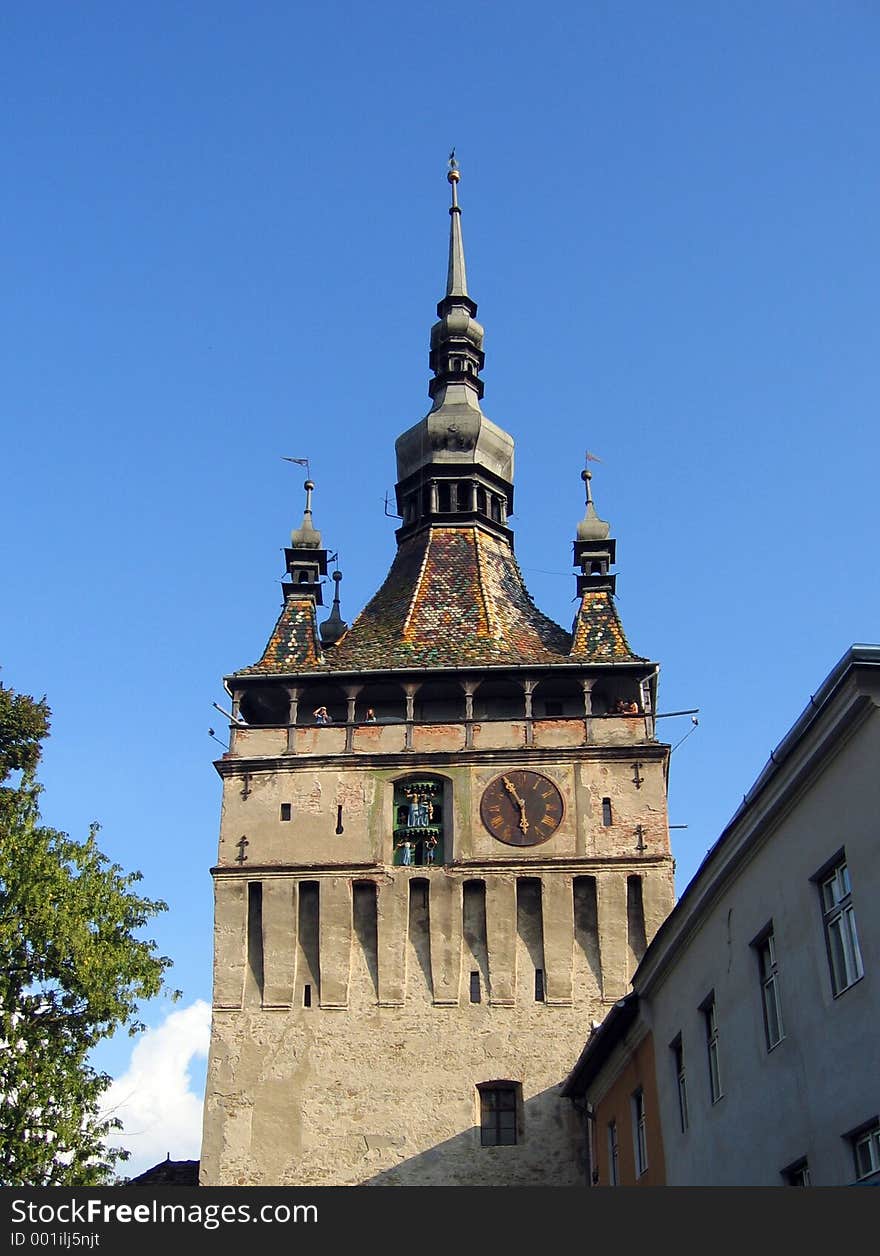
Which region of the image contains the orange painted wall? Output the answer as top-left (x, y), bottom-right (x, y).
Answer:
top-left (592, 1032), bottom-right (666, 1186)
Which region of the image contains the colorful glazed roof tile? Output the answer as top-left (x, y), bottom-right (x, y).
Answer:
top-left (240, 526), bottom-right (621, 674)
top-left (242, 595), bottom-right (322, 673)
top-left (330, 527), bottom-right (574, 669)
top-left (570, 589), bottom-right (639, 661)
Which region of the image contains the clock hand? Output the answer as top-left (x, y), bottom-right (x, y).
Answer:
top-left (501, 776), bottom-right (524, 805)
top-left (502, 777), bottom-right (529, 832)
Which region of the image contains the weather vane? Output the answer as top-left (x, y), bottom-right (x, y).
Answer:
top-left (282, 455), bottom-right (311, 478)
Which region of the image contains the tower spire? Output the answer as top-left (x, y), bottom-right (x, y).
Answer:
top-left (393, 158), bottom-right (514, 541)
top-left (446, 151), bottom-right (468, 298)
top-left (427, 155), bottom-right (484, 403)
top-left (573, 463), bottom-right (616, 595)
top-left (284, 478), bottom-right (328, 604)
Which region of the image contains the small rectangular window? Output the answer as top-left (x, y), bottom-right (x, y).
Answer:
top-left (781, 1157), bottom-right (811, 1186)
top-left (753, 925), bottom-right (784, 1049)
top-left (632, 1088), bottom-right (648, 1177)
top-left (469, 971), bottom-right (481, 1004)
top-left (602, 797), bottom-right (613, 826)
top-left (607, 1120), bottom-right (619, 1186)
top-left (817, 857), bottom-right (863, 996)
top-left (701, 993), bottom-right (723, 1103)
top-left (850, 1123), bottom-right (880, 1182)
top-left (671, 1035), bottom-right (688, 1132)
top-left (280, 803), bottom-right (292, 821)
top-left (534, 968), bottom-right (545, 1002)
top-left (303, 983), bottom-right (311, 1008)
top-left (479, 1084), bottom-right (518, 1146)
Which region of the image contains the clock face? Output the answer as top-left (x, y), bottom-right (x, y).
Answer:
top-left (480, 770), bottom-right (564, 846)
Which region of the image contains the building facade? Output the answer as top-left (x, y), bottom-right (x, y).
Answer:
top-left (563, 645), bottom-right (880, 1187)
top-left (200, 164), bottom-right (675, 1186)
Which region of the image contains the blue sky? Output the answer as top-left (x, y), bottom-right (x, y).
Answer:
top-left (2, 3), bottom-right (878, 1173)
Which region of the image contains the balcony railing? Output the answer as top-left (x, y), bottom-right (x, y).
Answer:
top-left (226, 712), bottom-right (654, 758)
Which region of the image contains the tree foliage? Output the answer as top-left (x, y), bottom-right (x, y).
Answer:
top-left (0, 680), bottom-right (175, 1185)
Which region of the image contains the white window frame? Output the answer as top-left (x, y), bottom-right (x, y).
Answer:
top-left (819, 858), bottom-right (864, 996)
top-left (781, 1157), bottom-right (811, 1186)
top-left (607, 1119), bottom-right (619, 1186)
top-left (671, 1035), bottom-right (689, 1132)
top-left (754, 926), bottom-right (785, 1050)
top-left (701, 994), bottom-right (723, 1103)
top-left (852, 1124), bottom-right (880, 1182)
top-left (631, 1088), bottom-right (648, 1178)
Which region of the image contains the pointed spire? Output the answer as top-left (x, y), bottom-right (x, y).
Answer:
top-left (284, 479), bottom-right (328, 604)
top-left (573, 463), bottom-right (616, 597)
top-left (393, 157), bottom-right (514, 542)
top-left (319, 567), bottom-right (348, 646)
top-left (577, 468), bottom-right (611, 541)
top-left (446, 151), bottom-right (468, 298)
top-left (427, 155), bottom-right (485, 403)
top-left (290, 479), bottom-right (322, 549)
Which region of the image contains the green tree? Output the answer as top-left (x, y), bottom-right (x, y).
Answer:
top-left (0, 680), bottom-right (175, 1185)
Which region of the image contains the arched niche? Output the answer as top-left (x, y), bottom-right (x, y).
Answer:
top-left (472, 677), bottom-right (524, 721)
top-left (532, 675), bottom-right (584, 719)
top-left (296, 682), bottom-right (349, 726)
top-left (390, 772), bottom-right (451, 866)
top-left (238, 685), bottom-right (289, 727)
top-left (356, 680), bottom-right (406, 724)
top-left (591, 684), bottom-right (641, 716)
top-left (414, 679), bottom-right (466, 723)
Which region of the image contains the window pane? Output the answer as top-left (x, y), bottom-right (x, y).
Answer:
top-left (763, 977), bottom-right (782, 1045)
top-left (828, 916), bottom-right (850, 993)
top-left (855, 1136), bottom-right (876, 1179)
top-left (709, 1041), bottom-right (722, 1101)
top-left (843, 907), bottom-right (864, 982)
top-left (822, 873), bottom-right (838, 912)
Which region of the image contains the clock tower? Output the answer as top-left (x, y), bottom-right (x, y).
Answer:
top-left (200, 162), bottom-right (675, 1186)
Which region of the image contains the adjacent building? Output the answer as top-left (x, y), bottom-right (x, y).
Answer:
top-left (563, 644), bottom-right (880, 1187)
top-left (199, 163), bottom-right (675, 1186)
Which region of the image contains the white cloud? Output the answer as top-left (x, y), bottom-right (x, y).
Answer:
top-left (102, 999), bottom-right (211, 1179)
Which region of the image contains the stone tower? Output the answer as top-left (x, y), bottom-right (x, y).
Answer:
top-left (200, 162), bottom-right (675, 1186)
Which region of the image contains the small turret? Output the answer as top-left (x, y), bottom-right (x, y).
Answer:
top-left (284, 479), bottom-right (328, 604)
top-left (573, 467), bottom-right (616, 595)
top-left (319, 568), bottom-right (348, 646)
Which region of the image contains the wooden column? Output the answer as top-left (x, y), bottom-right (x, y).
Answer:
top-left (285, 686), bottom-right (301, 754)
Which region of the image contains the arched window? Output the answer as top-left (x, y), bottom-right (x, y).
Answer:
top-left (392, 775), bottom-right (445, 866)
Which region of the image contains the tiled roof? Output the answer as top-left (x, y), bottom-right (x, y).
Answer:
top-left (240, 596), bottom-right (322, 674)
top-left (126, 1158), bottom-right (199, 1186)
top-left (238, 528), bottom-right (643, 676)
top-left (328, 527), bottom-right (573, 669)
top-left (570, 589), bottom-right (641, 661)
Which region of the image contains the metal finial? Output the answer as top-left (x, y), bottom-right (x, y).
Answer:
top-left (581, 467), bottom-right (594, 507)
top-left (447, 149), bottom-right (460, 210)
top-left (319, 566), bottom-right (348, 646)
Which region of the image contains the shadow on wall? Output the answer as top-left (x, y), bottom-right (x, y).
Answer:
top-left (357, 1083), bottom-right (586, 1187)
